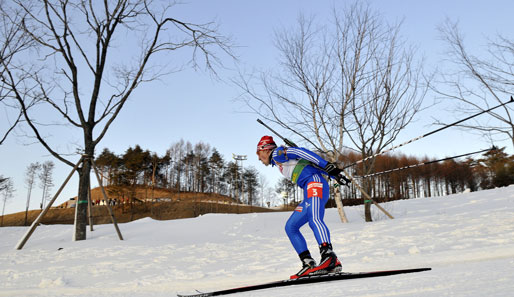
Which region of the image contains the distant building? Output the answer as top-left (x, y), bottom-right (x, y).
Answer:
top-left (57, 197), bottom-right (76, 208)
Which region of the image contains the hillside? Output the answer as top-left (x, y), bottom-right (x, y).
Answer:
top-left (0, 186), bottom-right (513, 296)
top-left (0, 186), bottom-right (274, 227)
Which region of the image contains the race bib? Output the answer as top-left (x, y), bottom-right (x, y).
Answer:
top-left (307, 182), bottom-right (323, 198)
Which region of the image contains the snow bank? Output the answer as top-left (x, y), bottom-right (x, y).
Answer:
top-left (1, 186), bottom-right (513, 296)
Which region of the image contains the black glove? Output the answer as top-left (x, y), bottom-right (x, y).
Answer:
top-left (324, 162), bottom-right (341, 176)
top-left (324, 162), bottom-right (351, 186)
top-left (335, 174), bottom-right (352, 187)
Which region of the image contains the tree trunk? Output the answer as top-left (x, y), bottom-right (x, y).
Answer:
top-left (74, 137), bottom-right (94, 241)
top-left (364, 201), bottom-right (372, 221)
top-left (363, 178), bottom-right (373, 222)
top-left (74, 161), bottom-right (90, 240)
top-left (334, 185), bottom-right (348, 223)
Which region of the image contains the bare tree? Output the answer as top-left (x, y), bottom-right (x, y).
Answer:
top-left (24, 162), bottom-right (40, 225)
top-left (193, 142), bottom-right (211, 192)
top-left (0, 5), bottom-right (35, 145)
top-left (166, 139), bottom-right (187, 192)
top-left (435, 20), bottom-right (514, 148)
top-left (0, 1), bottom-right (233, 240)
top-left (237, 2), bottom-right (425, 221)
top-left (1, 177), bottom-right (15, 226)
top-left (258, 173), bottom-right (269, 207)
top-left (0, 175), bottom-right (9, 191)
top-left (38, 160), bottom-right (54, 209)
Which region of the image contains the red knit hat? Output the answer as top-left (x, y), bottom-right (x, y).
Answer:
top-left (257, 135), bottom-right (277, 152)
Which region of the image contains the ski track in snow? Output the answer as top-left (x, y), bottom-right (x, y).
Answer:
top-left (1, 186), bottom-right (513, 296)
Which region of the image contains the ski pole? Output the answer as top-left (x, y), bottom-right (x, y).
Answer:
top-left (358, 147), bottom-right (495, 178)
top-left (257, 119), bottom-right (298, 147)
top-left (343, 96), bottom-right (514, 169)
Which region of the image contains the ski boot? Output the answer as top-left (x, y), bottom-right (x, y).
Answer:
top-left (290, 251), bottom-right (317, 279)
top-left (316, 243), bottom-right (342, 274)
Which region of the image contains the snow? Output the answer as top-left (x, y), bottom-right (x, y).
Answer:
top-left (1, 186), bottom-right (514, 297)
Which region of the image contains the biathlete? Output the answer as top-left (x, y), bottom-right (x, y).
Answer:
top-left (256, 135), bottom-right (350, 279)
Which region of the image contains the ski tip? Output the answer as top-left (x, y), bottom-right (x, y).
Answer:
top-left (510, 96), bottom-right (514, 102)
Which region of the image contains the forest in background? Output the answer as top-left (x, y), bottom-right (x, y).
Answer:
top-left (340, 147), bottom-right (514, 201)
top-left (95, 140), bottom-right (263, 207)
top-left (93, 140), bottom-right (514, 207)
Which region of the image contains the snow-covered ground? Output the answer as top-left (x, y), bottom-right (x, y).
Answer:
top-left (1, 186), bottom-right (513, 297)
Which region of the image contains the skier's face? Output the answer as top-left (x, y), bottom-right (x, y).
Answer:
top-left (257, 149), bottom-right (272, 166)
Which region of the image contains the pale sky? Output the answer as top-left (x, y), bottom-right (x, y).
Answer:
top-left (1, 0), bottom-right (514, 215)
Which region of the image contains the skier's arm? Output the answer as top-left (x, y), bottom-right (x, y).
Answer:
top-left (285, 147), bottom-right (329, 168)
top-left (272, 146), bottom-right (351, 185)
top-left (277, 147), bottom-right (351, 186)
top-left (272, 146), bottom-right (329, 168)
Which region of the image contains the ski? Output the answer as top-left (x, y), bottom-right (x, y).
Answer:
top-left (177, 267), bottom-right (431, 297)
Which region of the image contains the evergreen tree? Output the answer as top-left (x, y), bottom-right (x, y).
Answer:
top-left (122, 145), bottom-right (150, 186)
top-left (224, 161), bottom-right (240, 201)
top-left (478, 147), bottom-right (514, 188)
top-left (95, 148), bottom-right (121, 185)
top-left (209, 149), bottom-right (225, 194)
top-left (243, 167), bottom-right (259, 205)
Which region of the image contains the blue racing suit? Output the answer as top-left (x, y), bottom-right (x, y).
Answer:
top-left (270, 146), bottom-right (332, 255)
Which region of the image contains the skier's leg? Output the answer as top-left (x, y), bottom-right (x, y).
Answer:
top-left (305, 175), bottom-right (331, 245)
top-left (305, 175), bottom-right (342, 273)
top-left (286, 199), bottom-right (322, 279)
top-left (284, 200), bottom-right (309, 254)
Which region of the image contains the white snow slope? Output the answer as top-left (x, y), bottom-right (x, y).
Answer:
top-left (1, 186), bottom-right (513, 297)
